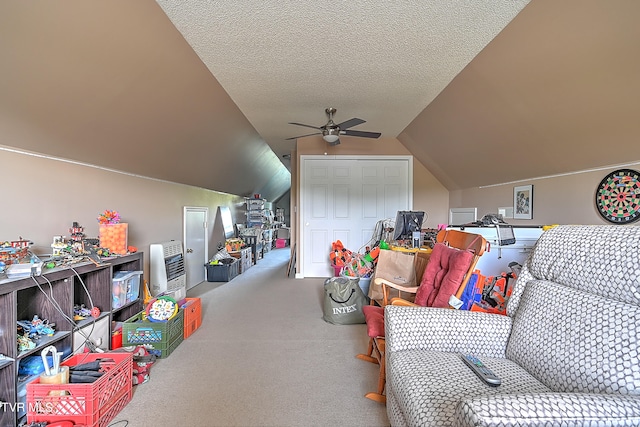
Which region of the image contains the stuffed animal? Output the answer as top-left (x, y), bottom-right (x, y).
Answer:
top-left (329, 240), bottom-right (352, 267)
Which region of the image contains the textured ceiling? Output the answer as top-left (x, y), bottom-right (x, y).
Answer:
top-left (156, 0), bottom-right (531, 161)
top-left (3, 1), bottom-right (638, 200)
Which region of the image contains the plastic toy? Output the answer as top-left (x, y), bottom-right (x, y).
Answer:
top-left (363, 246), bottom-right (380, 263)
top-left (17, 315), bottom-right (56, 340)
top-left (130, 345), bottom-right (156, 385)
top-left (74, 304), bottom-right (99, 320)
top-left (330, 240), bottom-right (352, 267)
top-left (145, 296), bottom-right (178, 322)
top-left (30, 315), bottom-right (56, 336)
top-left (17, 333), bottom-right (36, 352)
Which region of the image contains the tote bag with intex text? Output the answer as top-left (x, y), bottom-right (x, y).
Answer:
top-left (322, 277), bottom-right (368, 325)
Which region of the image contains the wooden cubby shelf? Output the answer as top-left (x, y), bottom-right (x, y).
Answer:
top-left (0, 252), bottom-right (143, 427)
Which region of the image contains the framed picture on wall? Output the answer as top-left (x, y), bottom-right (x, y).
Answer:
top-left (513, 185), bottom-right (533, 219)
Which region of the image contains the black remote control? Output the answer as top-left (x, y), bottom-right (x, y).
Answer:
top-left (461, 354), bottom-right (501, 387)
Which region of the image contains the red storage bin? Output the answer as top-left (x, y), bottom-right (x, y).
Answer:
top-left (27, 352), bottom-right (133, 427)
top-left (183, 298), bottom-right (202, 339)
top-left (111, 328), bottom-right (123, 350)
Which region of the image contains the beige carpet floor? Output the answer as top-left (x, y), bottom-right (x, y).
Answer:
top-left (112, 247), bottom-right (389, 427)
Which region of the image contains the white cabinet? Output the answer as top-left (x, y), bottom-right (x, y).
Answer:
top-left (447, 226), bottom-right (544, 277)
top-left (72, 315), bottom-right (110, 354)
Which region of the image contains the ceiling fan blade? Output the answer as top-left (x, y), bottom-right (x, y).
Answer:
top-left (342, 129), bottom-right (382, 139)
top-left (288, 122), bottom-right (322, 130)
top-left (336, 118), bottom-right (365, 130)
top-left (285, 132), bottom-right (321, 140)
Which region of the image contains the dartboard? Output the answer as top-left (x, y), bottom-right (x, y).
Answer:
top-left (595, 169), bottom-right (640, 224)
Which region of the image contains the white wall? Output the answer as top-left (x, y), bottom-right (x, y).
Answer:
top-left (295, 136), bottom-right (450, 229)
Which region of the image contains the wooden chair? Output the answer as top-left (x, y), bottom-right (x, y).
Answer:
top-left (376, 229), bottom-right (486, 306)
top-left (355, 229), bottom-right (487, 403)
top-left (368, 248), bottom-right (432, 307)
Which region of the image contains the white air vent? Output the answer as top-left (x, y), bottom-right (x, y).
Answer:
top-left (150, 240), bottom-right (186, 300)
top-left (162, 242), bottom-right (183, 258)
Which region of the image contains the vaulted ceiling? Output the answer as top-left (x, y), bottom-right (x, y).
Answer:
top-left (1, 1), bottom-right (638, 201)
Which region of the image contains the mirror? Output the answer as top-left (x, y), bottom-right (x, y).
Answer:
top-left (219, 206), bottom-right (234, 239)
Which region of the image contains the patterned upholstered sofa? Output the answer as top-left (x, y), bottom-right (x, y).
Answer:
top-left (385, 225), bottom-right (640, 426)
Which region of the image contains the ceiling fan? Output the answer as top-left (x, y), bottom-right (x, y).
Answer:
top-left (286, 107), bottom-right (381, 146)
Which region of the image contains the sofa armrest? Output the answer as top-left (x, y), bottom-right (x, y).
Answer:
top-left (454, 393), bottom-right (640, 427)
top-left (384, 305), bottom-right (512, 357)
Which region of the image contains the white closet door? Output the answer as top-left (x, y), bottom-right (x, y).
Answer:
top-left (300, 156), bottom-right (411, 278)
top-left (183, 207), bottom-right (208, 290)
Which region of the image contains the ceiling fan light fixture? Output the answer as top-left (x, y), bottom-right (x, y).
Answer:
top-left (323, 134), bottom-right (340, 144)
top-left (323, 127), bottom-right (340, 144)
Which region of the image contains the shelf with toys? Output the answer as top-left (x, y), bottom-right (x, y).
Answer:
top-left (0, 211), bottom-right (144, 425)
top-left (0, 251), bottom-right (144, 427)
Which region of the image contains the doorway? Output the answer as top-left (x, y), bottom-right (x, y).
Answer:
top-left (183, 206), bottom-right (208, 290)
top-left (299, 155), bottom-right (412, 277)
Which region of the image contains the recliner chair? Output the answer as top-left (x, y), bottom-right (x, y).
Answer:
top-left (385, 225), bottom-right (640, 426)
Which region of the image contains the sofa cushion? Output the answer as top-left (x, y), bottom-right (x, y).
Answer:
top-left (508, 225), bottom-right (640, 315)
top-left (507, 279), bottom-right (640, 395)
top-left (454, 393), bottom-right (640, 426)
top-left (415, 243), bottom-right (474, 308)
top-left (386, 351), bottom-right (550, 427)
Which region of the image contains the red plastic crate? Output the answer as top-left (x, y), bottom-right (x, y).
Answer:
top-left (182, 297), bottom-right (202, 339)
top-left (27, 352), bottom-right (133, 427)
